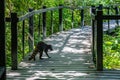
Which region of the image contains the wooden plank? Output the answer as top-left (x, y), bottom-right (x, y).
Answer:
top-left (7, 68), bottom-right (120, 74)
top-left (7, 70), bottom-right (120, 80)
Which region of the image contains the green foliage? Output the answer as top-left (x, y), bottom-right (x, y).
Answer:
top-left (103, 28), bottom-right (120, 69)
top-left (6, 23), bottom-right (11, 67)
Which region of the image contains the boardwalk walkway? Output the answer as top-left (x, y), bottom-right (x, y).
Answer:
top-left (7, 26), bottom-right (120, 80)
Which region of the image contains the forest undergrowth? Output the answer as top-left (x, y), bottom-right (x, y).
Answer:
top-left (103, 27), bottom-right (120, 69)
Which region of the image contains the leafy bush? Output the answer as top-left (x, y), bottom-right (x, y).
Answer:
top-left (103, 28), bottom-right (120, 69)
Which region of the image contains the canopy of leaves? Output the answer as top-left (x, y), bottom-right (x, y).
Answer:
top-left (6, 0), bottom-right (120, 16)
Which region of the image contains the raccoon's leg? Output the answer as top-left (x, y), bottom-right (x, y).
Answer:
top-left (28, 56), bottom-right (32, 61)
top-left (33, 56), bottom-right (36, 61)
top-left (28, 54), bottom-right (35, 61)
top-left (39, 50), bottom-right (43, 59)
top-left (45, 49), bottom-right (51, 58)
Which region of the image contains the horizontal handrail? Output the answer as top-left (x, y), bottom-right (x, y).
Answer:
top-left (64, 6), bottom-right (83, 10)
top-left (64, 6), bottom-right (90, 10)
top-left (19, 6), bottom-right (91, 22)
top-left (102, 15), bottom-right (120, 20)
top-left (19, 6), bottom-right (63, 22)
top-left (93, 14), bottom-right (120, 20)
top-left (11, 5), bottom-right (120, 22)
top-left (34, 6), bottom-right (63, 14)
top-left (19, 11), bottom-right (35, 21)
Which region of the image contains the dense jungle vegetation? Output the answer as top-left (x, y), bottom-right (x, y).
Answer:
top-left (5, 0), bottom-right (120, 69)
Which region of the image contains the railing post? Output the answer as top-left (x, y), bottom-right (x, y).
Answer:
top-left (28, 8), bottom-right (34, 51)
top-left (59, 4), bottom-right (63, 31)
top-left (91, 5), bottom-right (96, 63)
top-left (22, 20), bottom-right (25, 58)
top-left (91, 5), bottom-right (96, 14)
top-left (107, 7), bottom-right (110, 33)
top-left (51, 11), bottom-right (53, 34)
top-left (38, 14), bottom-right (41, 40)
top-left (0, 0), bottom-right (6, 79)
top-left (42, 6), bottom-right (46, 39)
top-left (71, 9), bottom-right (74, 28)
top-left (98, 4), bottom-right (103, 10)
top-left (81, 8), bottom-right (84, 27)
top-left (115, 6), bottom-right (119, 26)
top-left (96, 10), bottom-right (103, 71)
top-left (11, 13), bottom-right (18, 70)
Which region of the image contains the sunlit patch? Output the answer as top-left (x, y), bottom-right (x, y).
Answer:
top-left (54, 42), bottom-right (63, 47)
top-left (62, 47), bottom-right (91, 54)
top-left (62, 47), bottom-right (73, 52)
top-left (19, 62), bottom-right (36, 67)
top-left (64, 61), bottom-right (72, 64)
top-left (26, 76), bottom-right (44, 80)
top-left (68, 39), bottom-right (81, 43)
top-left (26, 70), bottom-right (88, 79)
top-left (7, 72), bottom-right (21, 77)
top-left (61, 55), bottom-right (65, 57)
top-left (72, 58), bottom-right (85, 61)
top-left (81, 40), bottom-right (91, 45)
top-left (49, 49), bottom-right (59, 54)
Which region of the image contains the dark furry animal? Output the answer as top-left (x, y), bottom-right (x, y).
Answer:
top-left (28, 41), bottom-right (53, 61)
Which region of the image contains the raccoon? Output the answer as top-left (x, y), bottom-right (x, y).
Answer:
top-left (28, 41), bottom-right (53, 61)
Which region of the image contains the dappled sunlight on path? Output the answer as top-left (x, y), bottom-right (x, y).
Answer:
top-left (7, 26), bottom-right (120, 80)
top-left (7, 26), bottom-right (93, 80)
